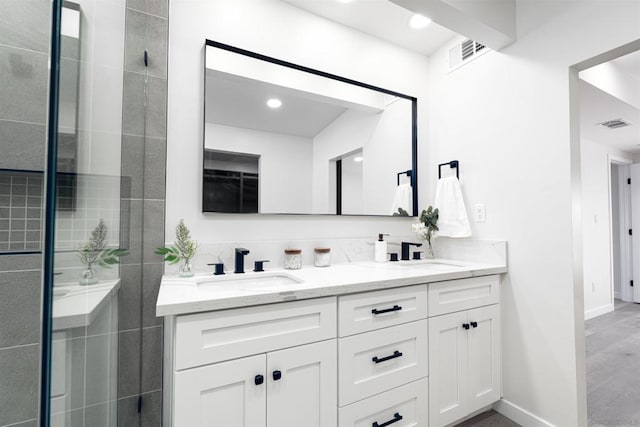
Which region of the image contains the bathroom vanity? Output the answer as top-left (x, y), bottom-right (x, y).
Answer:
top-left (157, 259), bottom-right (506, 427)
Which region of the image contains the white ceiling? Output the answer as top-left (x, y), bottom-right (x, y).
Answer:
top-left (580, 80), bottom-right (640, 152)
top-left (205, 69), bottom-right (348, 138)
top-left (580, 50), bottom-right (640, 153)
top-left (281, 0), bottom-right (458, 56)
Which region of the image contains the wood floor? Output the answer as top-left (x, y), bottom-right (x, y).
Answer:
top-left (586, 300), bottom-right (640, 426)
top-left (455, 410), bottom-right (520, 426)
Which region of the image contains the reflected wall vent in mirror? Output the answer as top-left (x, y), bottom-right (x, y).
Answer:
top-left (449, 39), bottom-right (488, 72)
top-left (203, 39), bottom-right (418, 216)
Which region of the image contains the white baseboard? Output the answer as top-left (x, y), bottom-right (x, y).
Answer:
top-left (493, 399), bottom-right (555, 427)
top-left (585, 303), bottom-right (614, 320)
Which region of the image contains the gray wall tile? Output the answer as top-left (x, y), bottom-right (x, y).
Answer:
top-left (142, 263), bottom-right (163, 328)
top-left (0, 253), bottom-right (41, 271)
top-left (142, 200), bottom-right (164, 264)
top-left (118, 329), bottom-right (140, 398)
top-left (118, 264), bottom-right (142, 331)
top-left (120, 199), bottom-right (143, 265)
top-left (6, 419), bottom-right (38, 427)
top-left (0, 0), bottom-right (51, 53)
top-left (0, 270), bottom-right (41, 348)
top-left (0, 344), bottom-right (39, 426)
top-left (117, 394), bottom-right (140, 427)
top-left (85, 333), bottom-right (117, 406)
top-left (0, 46), bottom-right (48, 124)
top-left (0, 121), bottom-right (46, 171)
top-left (127, 0), bottom-right (168, 18)
top-left (140, 390), bottom-right (162, 426)
top-left (124, 10), bottom-right (168, 78)
top-left (141, 326), bottom-right (162, 393)
top-left (122, 73), bottom-right (167, 139)
top-left (121, 135), bottom-right (144, 200)
top-left (144, 137), bottom-right (166, 200)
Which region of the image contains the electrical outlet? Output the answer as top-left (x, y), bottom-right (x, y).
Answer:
top-left (474, 204), bottom-right (486, 222)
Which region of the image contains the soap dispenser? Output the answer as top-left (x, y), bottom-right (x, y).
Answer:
top-left (375, 234), bottom-right (389, 263)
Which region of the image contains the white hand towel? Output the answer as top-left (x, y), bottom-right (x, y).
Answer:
top-left (434, 176), bottom-right (472, 237)
top-left (390, 183), bottom-right (412, 215)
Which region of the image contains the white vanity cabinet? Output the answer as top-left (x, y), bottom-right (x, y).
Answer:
top-left (167, 297), bottom-right (338, 427)
top-left (427, 276), bottom-right (502, 427)
top-left (163, 273), bottom-right (504, 427)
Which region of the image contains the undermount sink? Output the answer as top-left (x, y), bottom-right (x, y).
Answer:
top-left (195, 272), bottom-right (304, 291)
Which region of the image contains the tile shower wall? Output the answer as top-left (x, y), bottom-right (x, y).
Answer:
top-left (116, 0), bottom-right (168, 425)
top-left (0, 0), bottom-right (50, 425)
top-left (0, 172), bottom-right (43, 252)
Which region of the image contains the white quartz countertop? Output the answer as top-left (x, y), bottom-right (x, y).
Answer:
top-left (52, 279), bottom-right (120, 330)
top-left (156, 259), bottom-right (506, 317)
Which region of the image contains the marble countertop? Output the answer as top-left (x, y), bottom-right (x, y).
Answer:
top-left (156, 259), bottom-right (507, 317)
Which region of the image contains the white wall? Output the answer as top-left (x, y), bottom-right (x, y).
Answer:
top-left (167, 0), bottom-right (430, 244)
top-left (581, 138), bottom-right (632, 318)
top-left (426, 2), bottom-right (640, 426)
top-left (204, 123), bottom-right (313, 213)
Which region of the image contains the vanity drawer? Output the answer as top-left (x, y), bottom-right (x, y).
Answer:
top-left (428, 275), bottom-right (499, 317)
top-left (338, 320), bottom-right (428, 406)
top-left (338, 378), bottom-right (428, 427)
top-left (338, 285), bottom-right (428, 337)
top-left (174, 297), bottom-right (337, 370)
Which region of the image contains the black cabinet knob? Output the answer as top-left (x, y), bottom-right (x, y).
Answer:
top-left (462, 323), bottom-right (470, 330)
top-left (254, 374), bottom-right (264, 385)
top-left (470, 321), bottom-right (478, 328)
top-left (272, 370), bottom-right (282, 381)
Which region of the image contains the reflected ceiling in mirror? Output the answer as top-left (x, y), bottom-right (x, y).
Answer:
top-left (203, 40), bottom-right (417, 216)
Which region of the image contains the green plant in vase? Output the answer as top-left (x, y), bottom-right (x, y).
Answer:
top-left (411, 206), bottom-right (439, 258)
top-left (155, 219), bottom-right (199, 277)
top-left (77, 219), bottom-right (128, 285)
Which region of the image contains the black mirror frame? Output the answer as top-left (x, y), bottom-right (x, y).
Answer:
top-left (203, 39), bottom-right (418, 217)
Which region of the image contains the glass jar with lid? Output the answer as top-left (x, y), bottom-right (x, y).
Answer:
top-left (284, 249), bottom-right (302, 270)
top-left (314, 248), bottom-right (331, 267)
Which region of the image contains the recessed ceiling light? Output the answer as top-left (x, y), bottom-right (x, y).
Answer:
top-left (353, 156), bottom-right (364, 162)
top-left (266, 98), bottom-right (282, 109)
top-left (409, 14), bottom-right (431, 29)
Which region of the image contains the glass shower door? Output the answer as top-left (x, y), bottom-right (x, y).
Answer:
top-left (49, 0), bottom-right (126, 424)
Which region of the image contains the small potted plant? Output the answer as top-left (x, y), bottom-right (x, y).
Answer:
top-left (411, 206), bottom-right (439, 258)
top-left (77, 219), bottom-right (127, 285)
top-left (155, 219), bottom-right (199, 277)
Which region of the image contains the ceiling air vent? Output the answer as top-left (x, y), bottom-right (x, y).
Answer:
top-left (449, 39), bottom-right (489, 72)
top-left (599, 119), bottom-right (632, 129)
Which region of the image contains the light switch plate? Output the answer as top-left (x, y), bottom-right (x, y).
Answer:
top-left (474, 204), bottom-right (486, 222)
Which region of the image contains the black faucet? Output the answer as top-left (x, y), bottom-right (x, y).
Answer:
top-left (234, 248), bottom-right (250, 273)
top-left (401, 242), bottom-right (422, 261)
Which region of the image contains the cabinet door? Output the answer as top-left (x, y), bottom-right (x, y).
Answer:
top-left (174, 355), bottom-right (266, 427)
top-left (267, 340), bottom-right (337, 427)
top-left (429, 311), bottom-right (468, 427)
top-left (467, 304), bottom-right (501, 413)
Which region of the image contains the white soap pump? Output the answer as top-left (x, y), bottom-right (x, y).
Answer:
top-left (375, 234), bottom-right (389, 263)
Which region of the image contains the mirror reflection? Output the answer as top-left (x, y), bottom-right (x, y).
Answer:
top-left (203, 41), bottom-right (417, 216)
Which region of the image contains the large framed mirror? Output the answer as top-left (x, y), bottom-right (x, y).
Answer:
top-left (203, 40), bottom-right (418, 216)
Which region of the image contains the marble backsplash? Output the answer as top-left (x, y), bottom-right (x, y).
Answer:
top-left (163, 236), bottom-right (507, 276)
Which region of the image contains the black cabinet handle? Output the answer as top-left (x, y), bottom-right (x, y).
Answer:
top-left (371, 305), bottom-right (402, 315)
top-left (254, 374), bottom-right (264, 385)
top-left (272, 370), bottom-right (282, 381)
top-left (462, 323), bottom-right (470, 330)
top-left (372, 350), bottom-right (403, 364)
top-left (373, 412), bottom-right (403, 427)
top-left (470, 321), bottom-right (478, 328)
